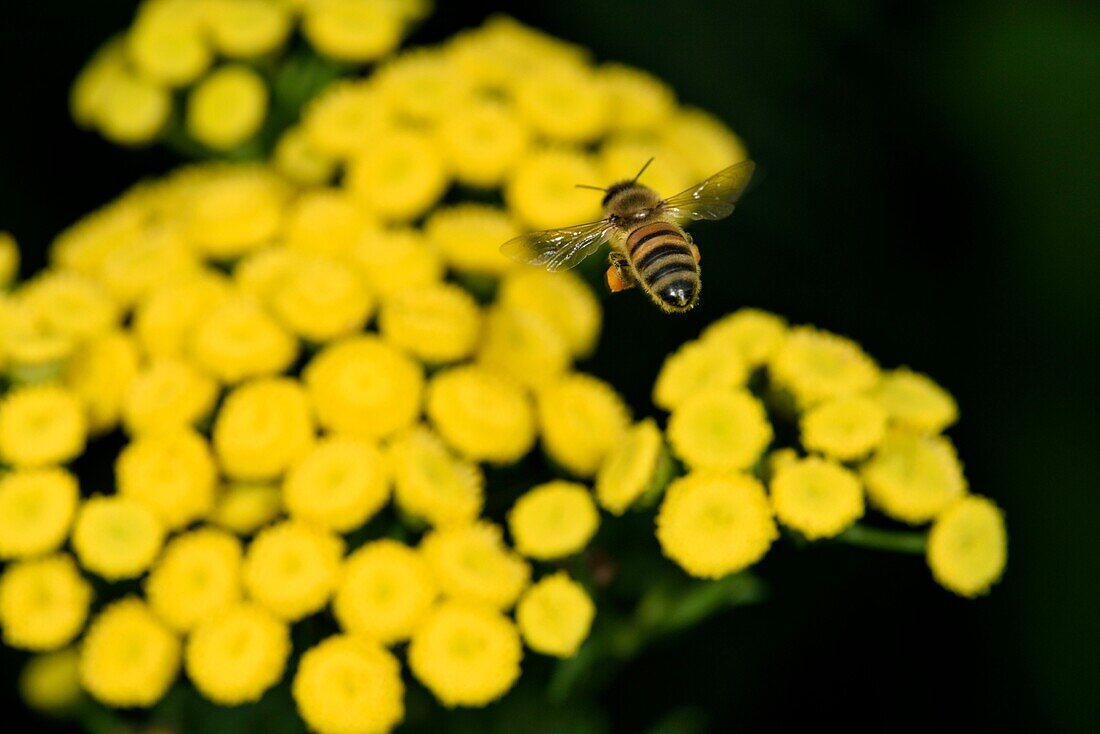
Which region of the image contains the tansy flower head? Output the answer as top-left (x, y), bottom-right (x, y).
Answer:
top-left (0, 469), bottom-right (79, 560)
top-left (424, 204), bottom-right (521, 277)
top-left (285, 189), bottom-right (373, 258)
top-left (144, 528), bottom-right (243, 633)
top-left (861, 430), bottom-right (967, 524)
top-left (769, 327), bottom-right (880, 409)
top-left (122, 358), bottom-right (219, 436)
top-left (183, 165), bottom-right (289, 260)
top-left (661, 106), bottom-right (749, 180)
top-left (516, 572), bottom-right (595, 658)
top-left (768, 456), bottom-right (864, 540)
top-left (375, 49), bottom-right (474, 126)
top-left (0, 384), bottom-right (86, 468)
top-left (186, 64), bottom-right (268, 151)
top-left (595, 418), bottom-right (671, 515)
top-left (72, 495), bottom-right (165, 581)
top-left (667, 388), bottom-right (773, 472)
top-left (701, 308), bottom-right (788, 366)
top-left (656, 472), bottom-right (778, 579)
top-left (283, 436), bottom-right (390, 532)
top-left (426, 364), bottom-right (535, 464)
top-left (420, 521), bottom-right (530, 610)
top-left (203, 0), bottom-right (293, 59)
top-left (243, 520), bottom-right (344, 621)
top-left (408, 601), bottom-right (522, 708)
top-left (18, 647), bottom-right (83, 713)
top-left (304, 336), bottom-right (424, 441)
top-left (208, 481), bottom-right (283, 536)
top-left (0, 231), bottom-right (18, 288)
top-left (387, 426), bottom-right (484, 527)
top-left (268, 254), bottom-right (375, 343)
top-left (348, 226), bottom-right (444, 298)
top-left (508, 481), bottom-right (600, 561)
top-left (497, 268), bottom-right (601, 358)
top-left (599, 136), bottom-right (694, 201)
top-left (478, 305), bottom-right (571, 390)
top-left (505, 148), bottom-right (603, 230)
top-left (597, 63), bottom-right (677, 134)
top-left (274, 125), bottom-right (338, 186)
top-left (116, 428), bottom-right (218, 529)
top-left (652, 338), bottom-right (750, 412)
top-left (98, 223), bottom-right (202, 307)
top-left (0, 555), bottom-right (92, 651)
top-left (64, 330), bottom-right (141, 434)
top-left (95, 67), bottom-right (173, 146)
top-left (437, 99), bottom-right (531, 188)
top-left (515, 65), bottom-right (608, 143)
top-left (70, 39), bottom-right (128, 130)
top-left (800, 395), bottom-right (888, 462)
top-left (379, 283), bottom-right (481, 365)
top-left (213, 377), bottom-right (316, 481)
top-left (233, 246), bottom-right (307, 301)
top-left (126, 0), bottom-right (211, 87)
top-left (190, 296), bottom-right (299, 384)
top-left (871, 367), bottom-right (959, 434)
top-left (927, 496), bottom-right (1007, 598)
top-left (301, 81), bottom-right (392, 159)
top-left (79, 597), bottom-right (180, 708)
top-left (292, 634), bottom-right (405, 734)
top-left (302, 0), bottom-right (406, 63)
top-left (185, 603), bottom-right (290, 706)
top-left (346, 129), bottom-right (449, 222)
top-left (333, 539), bottom-right (437, 644)
top-left (19, 270), bottom-right (120, 341)
top-left (537, 373), bottom-right (630, 478)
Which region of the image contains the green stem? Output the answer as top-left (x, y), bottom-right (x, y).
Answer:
top-left (837, 523), bottom-right (927, 554)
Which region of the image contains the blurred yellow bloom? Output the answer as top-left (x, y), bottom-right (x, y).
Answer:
top-left (508, 481), bottom-right (599, 561)
top-left (408, 601), bottom-right (522, 708)
top-left (304, 336), bottom-right (424, 440)
top-left (99, 224), bottom-right (202, 307)
top-left (190, 296), bottom-right (299, 384)
top-left (0, 469), bottom-right (78, 560)
top-left (19, 270), bottom-right (120, 341)
top-left (769, 327), bottom-right (880, 408)
top-left (123, 359), bottom-right (219, 436)
top-left (127, 0), bottom-right (212, 86)
top-left (801, 395), bottom-right (888, 462)
top-left (516, 65), bottom-right (608, 143)
top-left (19, 647), bottom-right (83, 713)
top-left (204, 0), bottom-right (293, 58)
top-left (243, 520), bottom-right (344, 621)
top-left (145, 528), bottom-right (242, 632)
top-left (0, 555), bottom-right (91, 651)
top-left (302, 81), bottom-right (392, 158)
top-left (183, 166), bottom-right (289, 260)
top-left (208, 481), bottom-right (283, 536)
top-left (79, 597), bottom-right (180, 708)
top-left (701, 308), bottom-right (788, 366)
top-left (666, 389), bottom-right (772, 471)
top-left (302, 0), bottom-right (405, 63)
top-left (661, 107), bottom-right (749, 180)
top-left (426, 364), bottom-right (535, 464)
top-left (233, 246), bottom-right (306, 300)
top-left (376, 49), bottom-right (474, 125)
top-left (599, 136), bottom-right (694, 200)
top-left (478, 305), bottom-right (570, 390)
top-left (348, 226), bottom-right (445, 298)
top-left (927, 496), bottom-right (1007, 598)
top-left (213, 377), bottom-right (316, 480)
top-left (497, 269), bottom-right (601, 358)
top-left (538, 373), bottom-right (630, 478)
top-left (50, 196), bottom-right (145, 276)
top-left (424, 204), bottom-right (521, 276)
top-left (505, 148), bottom-right (603, 230)
top-left (116, 429), bottom-right (218, 529)
top-left (598, 63), bottom-right (677, 134)
top-left (516, 572), bottom-right (594, 658)
top-left (656, 472), bottom-right (777, 579)
top-left (595, 418), bottom-right (667, 515)
top-left (388, 426), bottom-right (484, 527)
top-left (769, 456), bottom-right (864, 540)
top-left (283, 436), bottom-right (390, 532)
top-left (861, 430), bottom-right (967, 525)
top-left (285, 189), bottom-right (374, 257)
top-left (333, 539), bottom-right (438, 644)
top-left (185, 603), bottom-right (290, 705)
top-left (871, 367), bottom-right (958, 434)
top-left (437, 99), bottom-right (530, 188)
top-left (420, 521), bottom-right (529, 610)
top-left (132, 271), bottom-right (232, 359)
top-left (72, 496), bottom-right (165, 581)
top-left (70, 39), bottom-right (128, 130)
top-left (95, 69), bottom-right (173, 146)
top-left (0, 232), bottom-right (20, 289)
top-left (346, 130), bottom-right (449, 222)
top-left (379, 283), bottom-right (481, 364)
top-left (293, 634), bottom-right (405, 734)
top-left (269, 254), bottom-right (375, 343)
top-left (652, 338), bottom-right (750, 412)
top-left (65, 330), bottom-right (141, 434)
top-left (274, 126), bottom-right (337, 186)
top-left (187, 64), bottom-right (269, 150)
top-left (0, 384), bottom-right (86, 468)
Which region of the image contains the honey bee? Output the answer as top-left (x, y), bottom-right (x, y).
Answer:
top-left (501, 159), bottom-right (755, 312)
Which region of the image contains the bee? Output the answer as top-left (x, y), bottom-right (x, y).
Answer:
top-left (501, 159), bottom-right (755, 313)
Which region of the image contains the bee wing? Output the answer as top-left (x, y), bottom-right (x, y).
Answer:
top-left (500, 219), bottom-right (616, 272)
top-left (659, 160), bottom-right (756, 222)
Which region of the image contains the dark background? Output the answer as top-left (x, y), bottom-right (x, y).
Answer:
top-left (1, 1), bottom-right (1098, 731)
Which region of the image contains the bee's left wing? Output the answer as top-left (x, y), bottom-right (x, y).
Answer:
top-left (659, 160), bottom-right (756, 222)
top-left (500, 219), bottom-right (616, 272)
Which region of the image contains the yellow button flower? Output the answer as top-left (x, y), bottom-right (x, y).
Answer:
top-left (379, 283), bottom-right (481, 365)
top-left (126, 0), bottom-right (211, 86)
top-left (595, 418), bottom-right (669, 515)
top-left (871, 368), bottom-right (959, 434)
top-left (0, 384), bottom-right (86, 468)
top-left (183, 166), bottom-right (289, 260)
top-left (656, 472), bottom-right (777, 579)
top-left (95, 70), bottom-right (172, 145)
top-left (333, 539), bottom-right (438, 644)
top-left (274, 125), bottom-right (337, 186)
top-left (208, 481), bottom-right (283, 536)
top-left (701, 308), bottom-right (788, 366)
top-left (18, 647), bottom-right (83, 713)
top-left (376, 49), bottom-right (475, 125)
top-left (515, 65), bottom-right (608, 143)
top-left (50, 194), bottom-right (144, 276)
top-left (800, 395), bottom-right (888, 462)
top-left (99, 224), bottom-right (203, 307)
top-left (20, 270), bottom-right (120, 341)
top-left (437, 99), bottom-right (531, 188)
top-left (652, 338), bottom-right (750, 412)
top-left (424, 203), bottom-right (522, 276)
top-left (346, 130), bottom-right (449, 222)
top-left (0, 232), bottom-right (16, 288)
top-left (348, 226), bottom-right (445, 298)
top-left (497, 269), bottom-right (601, 358)
top-left (243, 521), bottom-right (344, 621)
top-left (927, 496), bottom-right (1007, 598)
top-left (72, 496), bottom-right (165, 581)
top-left (505, 148), bottom-right (603, 230)
top-left (516, 572), bottom-right (595, 658)
top-left (599, 136), bottom-right (694, 199)
top-left (667, 389), bottom-right (773, 472)
top-left (70, 38), bottom-right (127, 130)
top-left (302, 0), bottom-right (405, 63)
top-left (64, 330), bottom-right (140, 434)
top-left (301, 80), bottom-right (392, 158)
top-left (537, 374), bottom-right (630, 478)
top-left (233, 246), bottom-right (307, 301)
top-left (478, 306), bottom-right (570, 390)
top-left (204, 0), bottom-right (293, 58)
top-left (420, 521), bottom-right (530, 610)
top-left (388, 426), bottom-right (484, 527)
top-left (769, 327), bottom-right (880, 408)
top-left (861, 431), bottom-right (967, 524)
top-left (409, 601), bottom-right (522, 708)
top-left (661, 107), bottom-right (749, 180)
top-left (214, 377), bottom-right (316, 481)
top-left (190, 296), bottom-right (299, 384)
top-left (304, 336), bottom-right (424, 441)
top-left (116, 429), bottom-right (218, 529)
top-left (0, 555), bottom-right (91, 651)
top-left (185, 603), bottom-right (290, 706)
top-left (269, 254), bottom-right (374, 344)
top-left (187, 64), bottom-right (269, 150)
top-left (0, 469), bottom-right (79, 560)
top-left (122, 359), bottom-right (219, 436)
top-left (293, 635), bottom-right (405, 734)
top-left (508, 481), bottom-right (600, 561)
top-left (769, 456), bottom-right (864, 540)
top-left (79, 597), bottom-right (180, 708)
top-left (285, 189), bottom-right (374, 258)
top-left (597, 63), bottom-right (677, 134)
top-left (145, 528), bottom-right (243, 632)
top-left (283, 436), bottom-right (390, 532)
top-left (426, 364), bottom-right (535, 464)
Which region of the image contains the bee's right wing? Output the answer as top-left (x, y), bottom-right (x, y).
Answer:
top-left (499, 220), bottom-right (616, 272)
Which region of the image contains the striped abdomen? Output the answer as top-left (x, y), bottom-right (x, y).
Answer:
top-left (626, 221), bottom-right (700, 312)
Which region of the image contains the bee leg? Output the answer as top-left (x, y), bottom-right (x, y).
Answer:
top-left (606, 253), bottom-right (635, 293)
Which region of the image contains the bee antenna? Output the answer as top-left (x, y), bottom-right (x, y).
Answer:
top-left (574, 184), bottom-right (607, 192)
top-left (632, 157), bottom-right (655, 183)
